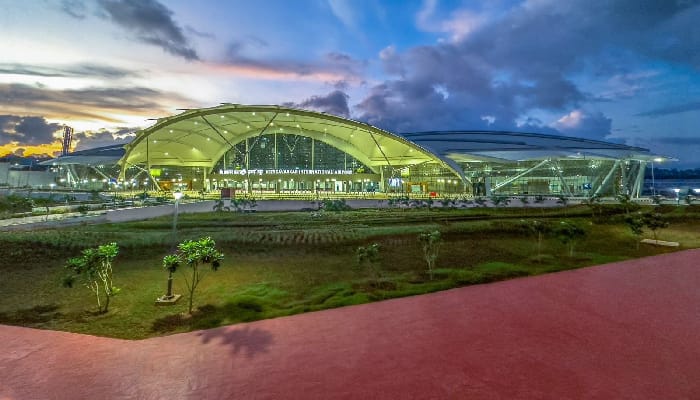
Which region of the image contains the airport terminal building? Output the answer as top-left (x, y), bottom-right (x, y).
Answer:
top-left (44, 104), bottom-right (664, 198)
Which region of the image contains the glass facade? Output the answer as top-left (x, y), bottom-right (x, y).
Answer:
top-left (44, 106), bottom-right (655, 198)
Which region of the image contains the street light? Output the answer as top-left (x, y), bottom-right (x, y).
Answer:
top-left (673, 188), bottom-right (680, 205)
top-left (172, 191), bottom-right (183, 234)
top-left (651, 158), bottom-right (663, 197)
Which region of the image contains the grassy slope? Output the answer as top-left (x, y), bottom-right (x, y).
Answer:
top-left (1, 205), bottom-right (698, 339)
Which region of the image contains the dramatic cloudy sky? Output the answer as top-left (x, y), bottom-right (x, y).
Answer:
top-left (1, 0), bottom-right (699, 166)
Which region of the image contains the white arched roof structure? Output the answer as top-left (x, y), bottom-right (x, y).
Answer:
top-left (400, 131), bottom-right (662, 163)
top-left (120, 104), bottom-right (464, 179)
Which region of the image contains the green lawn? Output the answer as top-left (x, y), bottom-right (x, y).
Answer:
top-left (1, 205), bottom-right (698, 339)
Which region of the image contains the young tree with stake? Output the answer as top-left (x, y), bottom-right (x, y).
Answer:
top-left (419, 230), bottom-right (442, 280)
top-left (165, 237), bottom-right (224, 314)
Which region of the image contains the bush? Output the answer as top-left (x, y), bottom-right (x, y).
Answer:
top-left (321, 199), bottom-right (351, 211)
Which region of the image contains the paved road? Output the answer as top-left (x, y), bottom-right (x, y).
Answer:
top-left (2, 249), bottom-right (699, 399)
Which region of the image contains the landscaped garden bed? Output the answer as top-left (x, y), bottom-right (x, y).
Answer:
top-left (1, 205), bottom-right (698, 339)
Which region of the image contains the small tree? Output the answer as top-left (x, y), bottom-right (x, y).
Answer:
top-left (624, 214), bottom-right (645, 250)
top-left (213, 199), bottom-right (229, 212)
top-left (554, 221), bottom-right (586, 257)
top-left (522, 219), bottom-right (550, 259)
top-left (556, 195), bottom-right (569, 207)
top-left (32, 196), bottom-right (53, 221)
top-left (439, 196), bottom-right (453, 209)
top-left (160, 254), bottom-right (181, 300)
top-left (642, 212), bottom-right (669, 242)
top-left (584, 194), bottom-right (602, 218)
top-left (356, 243), bottom-right (381, 281)
top-left (167, 237), bottom-right (224, 314)
top-left (418, 230), bottom-right (442, 280)
top-left (490, 195), bottom-right (510, 207)
top-left (62, 243), bottom-right (119, 313)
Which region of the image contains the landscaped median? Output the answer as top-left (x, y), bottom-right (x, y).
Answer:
top-left (1, 204), bottom-right (699, 339)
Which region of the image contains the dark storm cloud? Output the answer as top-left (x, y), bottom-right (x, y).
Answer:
top-left (186, 26), bottom-right (216, 40)
top-left (0, 83), bottom-right (189, 116)
top-left (355, 0), bottom-right (699, 139)
top-left (292, 90), bottom-right (351, 118)
top-left (0, 63), bottom-right (138, 79)
top-left (73, 127), bottom-right (138, 151)
top-left (97, 0), bottom-right (199, 60)
top-left (0, 115), bottom-right (62, 145)
top-left (635, 101), bottom-right (700, 117)
top-left (655, 136), bottom-right (700, 145)
top-left (223, 41), bottom-right (364, 82)
top-left (61, 0), bottom-right (87, 19)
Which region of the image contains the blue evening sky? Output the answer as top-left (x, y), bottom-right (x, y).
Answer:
top-left (0, 0), bottom-right (698, 167)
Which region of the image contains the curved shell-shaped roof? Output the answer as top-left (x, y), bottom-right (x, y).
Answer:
top-left (121, 104), bottom-right (462, 177)
top-left (401, 131), bottom-right (658, 163)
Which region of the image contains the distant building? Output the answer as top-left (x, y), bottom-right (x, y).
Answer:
top-left (0, 155), bottom-right (57, 188)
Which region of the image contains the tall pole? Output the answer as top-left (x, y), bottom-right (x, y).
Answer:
top-left (172, 191), bottom-right (183, 236)
top-left (651, 161), bottom-right (655, 197)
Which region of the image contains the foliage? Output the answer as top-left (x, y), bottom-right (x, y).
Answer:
top-left (519, 196), bottom-right (529, 206)
top-left (418, 230), bottom-right (442, 279)
top-left (356, 243), bottom-right (381, 281)
top-left (321, 198), bottom-right (352, 211)
top-left (584, 193), bottom-right (602, 218)
top-left (490, 195), bottom-right (510, 207)
top-left (616, 193), bottom-right (639, 215)
top-left (533, 195), bottom-right (545, 204)
top-left (62, 243), bottom-right (120, 313)
top-left (32, 195), bottom-right (55, 221)
top-left (556, 195), bottom-right (569, 206)
top-left (520, 219), bottom-right (551, 258)
top-left (231, 197), bottom-right (257, 212)
top-left (624, 213), bottom-right (645, 250)
top-left (165, 237), bottom-right (224, 314)
top-left (0, 194), bottom-right (33, 215)
top-left (554, 221), bottom-right (586, 257)
top-left (212, 199), bottom-right (229, 212)
top-left (162, 254), bottom-right (181, 272)
top-left (473, 197), bottom-right (487, 207)
top-left (439, 196), bottom-right (455, 208)
top-left (642, 212), bottom-right (669, 241)
top-left (1, 207), bottom-right (698, 339)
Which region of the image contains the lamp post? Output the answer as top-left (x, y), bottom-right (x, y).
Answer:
top-left (172, 191), bottom-right (183, 234)
top-left (673, 188), bottom-right (680, 205)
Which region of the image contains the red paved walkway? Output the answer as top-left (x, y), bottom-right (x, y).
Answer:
top-left (2, 250), bottom-right (699, 399)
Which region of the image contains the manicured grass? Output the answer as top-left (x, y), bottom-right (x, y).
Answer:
top-left (1, 206), bottom-right (698, 339)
